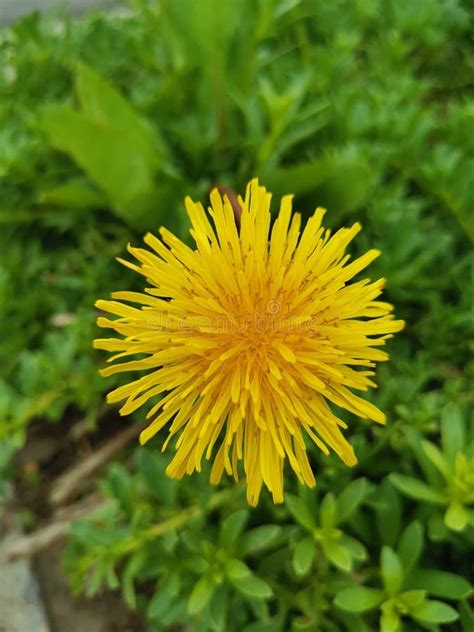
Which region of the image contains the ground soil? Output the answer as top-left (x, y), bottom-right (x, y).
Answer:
top-left (5, 410), bottom-right (147, 632)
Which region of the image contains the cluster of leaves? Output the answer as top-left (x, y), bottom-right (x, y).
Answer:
top-left (0, 0), bottom-right (473, 630)
top-left (64, 411), bottom-right (473, 631)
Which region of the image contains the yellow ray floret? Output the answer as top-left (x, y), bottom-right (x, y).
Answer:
top-left (94, 179), bottom-right (404, 506)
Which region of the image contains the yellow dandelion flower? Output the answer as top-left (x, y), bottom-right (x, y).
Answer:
top-left (94, 179), bottom-right (404, 506)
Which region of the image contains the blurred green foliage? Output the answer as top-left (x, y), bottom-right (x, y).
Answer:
top-left (0, 0), bottom-right (473, 630)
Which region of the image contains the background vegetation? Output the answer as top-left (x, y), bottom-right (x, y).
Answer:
top-left (0, 0), bottom-right (472, 630)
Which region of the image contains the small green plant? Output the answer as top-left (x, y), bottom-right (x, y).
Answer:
top-left (334, 521), bottom-right (469, 631)
top-left (287, 479), bottom-right (371, 575)
top-left (390, 404), bottom-right (474, 533)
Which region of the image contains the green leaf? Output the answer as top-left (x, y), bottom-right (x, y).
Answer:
top-left (334, 586), bottom-right (385, 613)
top-left (336, 478), bottom-right (368, 524)
top-left (147, 574), bottom-right (180, 619)
top-left (240, 525), bottom-right (284, 555)
top-left (380, 601), bottom-right (400, 632)
top-left (224, 558), bottom-right (251, 581)
top-left (106, 463), bottom-right (134, 515)
top-left (374, 479), bottom-right (401, 547)
top-left (422, 440), bottom-right (451, 480)
top-left (69, 521), bottom-right (119, 548)
top-left (208, 585), bottom-right (228, 632)
top-left (381, 547), bottom-right (404, 596)
top-left (398, 590), bottom-right (426, 609)
top-left (389, 473), bottom-right (445, 505)
top-left (219, 509), bottom-right (249, 549)
top-left (121, 551), bottom-right (145, 609)
top-left (320, 493), bottom-right (337, 529)
top-left (264, 159), bottom-right (331, 198)
top-left (445, 501), bottom-right (469, 531)
top-left (136, 449), bottom-right (177, 505)
top-left (231, 574), bottom-right (273, 600)
top-left (411, 599), bottom-right (459, 624)
top-left (241, 618), bottom-right (283, 632)
top-left (340, 535), bottom-right (367, 562)
top-left (285, 494), bottom-right (316, 531)
top-left (75, 61), bottom-right (161, 165)
top-left (397, 521), bottom-right (424, 575)
top-left (264, 152), bottom-right (372, 218)
top-left (39, 178), bottom-right (107, 209)
top-left (311, 152), bottom-right (374, 220)
top-left (428, 513), bottom-right (450, 541)
top-left (41, 105), bottom-right (159, 228)
top-left (402, 428), bottom-right (444, 488)
top-left (293, 536), bottom-right (315, 576)
top-left (441, 404), bottom-right (465, 464)
top-left (459, 599), bottom-right (474, 632)
top-left (407, 569), bottom-right (471, 599)
top-left (105, 566), bottom-right (119, 591)
top-left (188, 574), bottom-right (216, 615)
top-left (321, 538), bottom-right (353, 572)
top-left (335, 612), bottom-right (372, 632)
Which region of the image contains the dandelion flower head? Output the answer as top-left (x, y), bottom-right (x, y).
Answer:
top-left (94, 180), bottom-right (404, 505)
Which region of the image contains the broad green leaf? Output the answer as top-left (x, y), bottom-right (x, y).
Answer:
top-left (320, 493), bottom-right (337, 529)
top-left (311, 152), bottom-right (373, 220)
top-left (381, 547), bottom-right (404, 596)
top-left (293, 536), bottom-right (315, 576)
top-left (263, 159), bottom-right (331, 198)
top-left (321, 538), bottom-right (352, 572)
top-left (407, 569), bottom-right (471, 599)
top-left (334, 586), bottom-right (385, 613)
top-left (41, 105), bottom-right (159, 228)
top-left (445, 501), bottom-right (469, 531)
top-left (240, 525), bottom-right (284, 555)
top-left (336, 478), bottom-right (369, 524)
top-left (397, 521), bottom-right (423, 575)
top-left (411, 599), bottom-right (459, 624)
top-left (389, 473), bottom-right (445, 505)
top-left (188, 574), bottom-right (216, 614)
top-left (285, 494), bottom-right (316, 531)
top-left (75, 62), bottom-right (161, 165)
top-left (231, 574), bottom-right (273, 600)
top-left (264, 152), bottom-right (372, 218)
